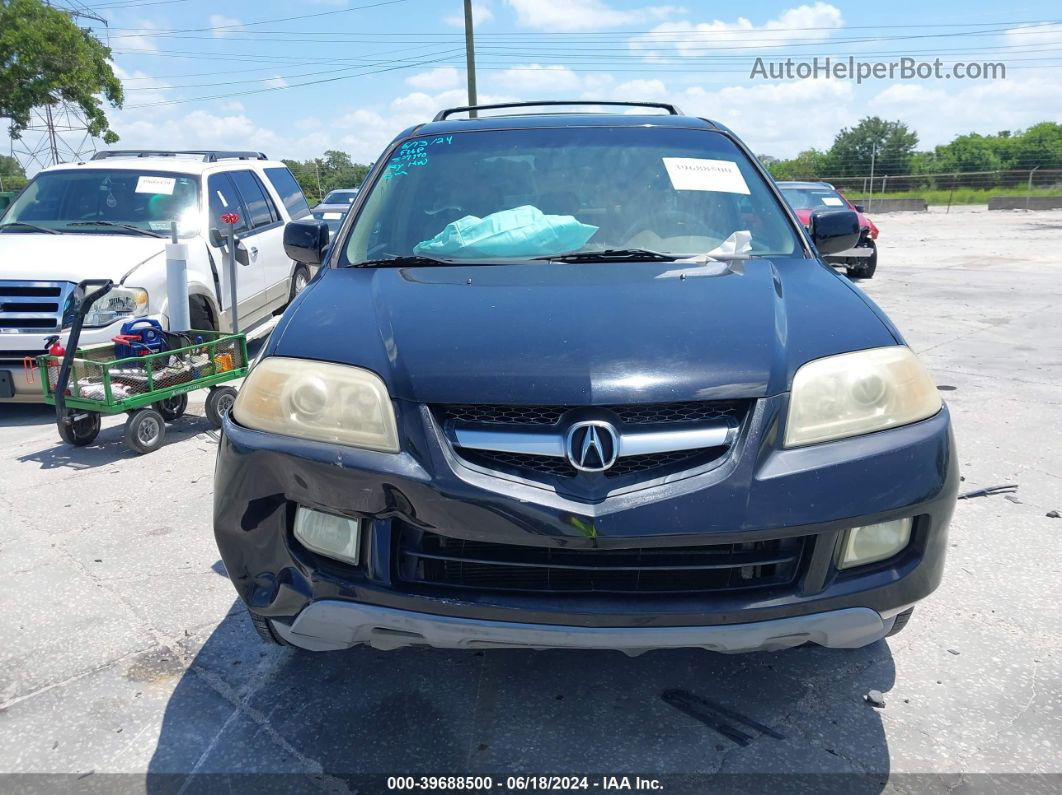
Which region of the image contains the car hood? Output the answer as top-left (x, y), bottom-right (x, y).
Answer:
top-left (0, 233), bottom-right (167, 284)
top-left (272, 258), bottom-right (899, 405)
top-left (312, 204), bottom-right (350, 214)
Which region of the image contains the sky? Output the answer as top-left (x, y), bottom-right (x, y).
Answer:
top-left (18, 0), bottom-right (1062, 169)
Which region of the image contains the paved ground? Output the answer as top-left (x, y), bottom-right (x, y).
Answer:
top-left (1, 205), bottom-right (1060, 790)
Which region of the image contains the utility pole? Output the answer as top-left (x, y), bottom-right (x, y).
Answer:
top-left (867, 145), bottom-right (877, 211)
top-left (463, 0), bottom-right (478, 117)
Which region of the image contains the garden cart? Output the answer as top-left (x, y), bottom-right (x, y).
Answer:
top-left (37, 279), bottom-right (249, 454)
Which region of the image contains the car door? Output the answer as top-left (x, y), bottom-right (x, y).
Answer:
top-left (207, 172), bottom-right (265, 327)
top-left (228, 169), bottom-right (289, 314)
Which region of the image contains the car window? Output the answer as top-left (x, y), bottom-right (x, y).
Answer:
top-left (207, 172), bottom-right (249, 235)
top-left (323, 190), bottom-right (358, 205)
top-left (343, 127), bottom-right (800, 264)
top-left (2, 169), bottom-right (200, 237)
top-left (264, 167), bottom-right (311, 219)
top-left (229, 170), bottom-right (277, 229)
top-left (781, 188), bottom-right (849, 211)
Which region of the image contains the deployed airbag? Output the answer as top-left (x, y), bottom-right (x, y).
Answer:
top-left (413, 205), bottom-right (598, 258)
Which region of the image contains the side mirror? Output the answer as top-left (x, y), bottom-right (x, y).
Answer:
top-left (234, 240), bottom-right (250, 266)
top-left (208, 228), bottom-right (225, 248)
top-left (810, 209), bottom-right (860, 256)
top-left (284, 219), bottom-right (330, 266)
top-left (853, 204), bottom-right (866, 213)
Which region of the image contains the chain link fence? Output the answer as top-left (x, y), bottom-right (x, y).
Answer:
top-left (812, 169), bottom-right (1062, 209)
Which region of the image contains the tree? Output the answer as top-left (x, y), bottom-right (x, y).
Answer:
top-left (0, 0), bottom-right (123, 142)
top-left (766, 149), bottom-right (830, 180)
top-left (824, 117), bottom-right (918, 177)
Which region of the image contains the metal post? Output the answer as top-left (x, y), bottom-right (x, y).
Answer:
top-left (947, 173), bottom-right (957, 214)
top-left (165, 221), bottom-right (191, 331)
top-left (1026, 166), bottom-right (1040, 211)
top-left (221, 214), bottom-right (240, 333)
top-left (464, 0), bottom-right (478, 117)
top-left (867, 146), bottom-right (877, 212)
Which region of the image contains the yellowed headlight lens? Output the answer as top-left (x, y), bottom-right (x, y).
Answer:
top-left (785, 347), bottom-right (941, 447)
top-left (232, 357), bottom-right (399, 452)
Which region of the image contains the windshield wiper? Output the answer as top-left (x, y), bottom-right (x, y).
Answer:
top-left (66, 221), bottom-right (165, 238)
top-left (0, 221), bottom-right (59, 234)
top-left (536, 248), bottom-right (679, 263)
top-left (350, 255), bottom-right (454, 268)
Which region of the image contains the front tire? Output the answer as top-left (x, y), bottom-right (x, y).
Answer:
top-left (886, 607), bottom-right (914, 637)
top-left (846, 240), bottom-right (877, 280)
top-left (287, 264), bottom-right (311, 305)
top-left (57, 410), bottom-right (101, 446)
top-left (248, 609), bottom-right (291, 646)
top-left (124, 408), bottom-right (166, 454)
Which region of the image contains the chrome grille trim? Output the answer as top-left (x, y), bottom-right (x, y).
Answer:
top-left (0, 280), bottom-right (76, 333)
top-left (451, 422), bottom-right (736, 459)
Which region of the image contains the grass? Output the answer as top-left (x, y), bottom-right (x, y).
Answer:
top-left (845, 186), bottom-right (1062, 206)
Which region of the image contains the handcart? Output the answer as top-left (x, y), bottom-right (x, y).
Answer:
top-left (37, 279), bottom-right (249, 454)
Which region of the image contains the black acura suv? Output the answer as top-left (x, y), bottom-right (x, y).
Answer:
top-left (213, 101), bottom-right (957, 654)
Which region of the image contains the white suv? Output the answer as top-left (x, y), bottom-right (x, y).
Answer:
top-left (0, 150), bottom-right (313, 401)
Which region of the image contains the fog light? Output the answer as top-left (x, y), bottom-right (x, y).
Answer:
top-left (294, 506), bottom-right (361, 566)
top-left (838, 518), bottom-right (912, 569)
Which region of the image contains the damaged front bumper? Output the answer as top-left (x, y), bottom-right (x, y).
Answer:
top-left (213, 396), bottom-right (958, 654)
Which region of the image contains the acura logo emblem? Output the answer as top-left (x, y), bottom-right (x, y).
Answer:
top-left (565, 420), bottom-right (619, 472)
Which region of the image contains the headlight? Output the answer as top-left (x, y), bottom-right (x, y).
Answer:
top-left (785, 346), bottom-right (941, 447)
top-left (838, 518), bottom-right (912, 569)
top-left (81, 287), bottom-right (149, 328)
top-left (232, 357), bottom-right (399, 451)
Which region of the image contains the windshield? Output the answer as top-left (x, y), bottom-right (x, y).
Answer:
top-left (781, 187), bottom-right (851, 212)
top-left (342, 127), bottom-right (800, 264)
top-left (1, 169), bottom-right (200, 237)
top-left (322, 190), bottom-right (358, 204)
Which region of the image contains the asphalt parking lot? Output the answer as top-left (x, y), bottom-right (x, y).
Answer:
top-left (1, 205), bottom-right (1059, 790)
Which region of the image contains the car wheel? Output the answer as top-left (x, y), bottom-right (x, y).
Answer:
top-left (205, 385), bottom-right (238, 429)
top-left (124, 408), bottom-right (167, 454)
top-left (188, 297), bottom-right (216, 333)
top-left (886, 607), bottom-right (914, 637)
top-left (57, 409), bottom-right (101, 446)
top-left (846, 241), bottom-right (877, 280)
top-left (154, 392), bottom-right (188, 421)
top-left (289, 264), bottom-right (311, 302)
top-left (248, 608), bottom-right (292, 646)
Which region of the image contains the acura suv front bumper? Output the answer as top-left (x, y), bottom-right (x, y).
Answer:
top-left (213, 394), bottom-right (958, 653)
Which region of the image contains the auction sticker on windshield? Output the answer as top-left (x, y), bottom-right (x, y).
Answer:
top-left (663, 157), bottom-right (750, 194)
top-left (135, 176), bottom-right (176, 195)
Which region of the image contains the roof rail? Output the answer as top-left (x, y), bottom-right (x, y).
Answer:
top-left (432, 100), bottom-right (684, 122)
top-left (90, 150), bottom-right (269, 163)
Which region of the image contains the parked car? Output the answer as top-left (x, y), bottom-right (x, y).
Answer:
top-left (777, 181), bottom-right (879, 279)
top-left (312, 188), bottom-right (359, 215)
top-left (215, 101), bottom-right (956, 655)
top-left (0, 150), bottom-right (313, 402)
top-left (311, 207), bottom-right (347, 236)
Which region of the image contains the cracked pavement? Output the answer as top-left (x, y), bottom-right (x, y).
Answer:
top-left (0, 206), bottom-right (1059, 789)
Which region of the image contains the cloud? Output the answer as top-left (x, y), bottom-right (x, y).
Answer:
top-left (869, 71), bottom-right (1062, 149)
top-left (209, 14), bottom-right (243, 38)
top-left (1003, 22), bottom-right (1062, 48)
top-left (118, 20), bottom-right (160, 54)
top-left (493, 64), bottom-right (584, 93)
top-left (406, 67), bottom-right (462, 91)
top-left (264, 76), bottom-right (290, 90)
top-left (505, 0), bottom-right (680, 32)
top-left (633, 3), bottom-right (844, 56)
top-left (444, 1), bottom-right (494, 28)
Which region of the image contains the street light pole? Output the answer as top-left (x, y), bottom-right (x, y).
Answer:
top-left (463, 0), bottom-right (478, 117)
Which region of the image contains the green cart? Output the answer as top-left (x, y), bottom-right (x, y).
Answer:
top-left (39, 279), bottom-right (249, 454)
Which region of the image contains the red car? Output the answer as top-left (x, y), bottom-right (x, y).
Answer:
top-left (778, 181), bottom-right (879, 279)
